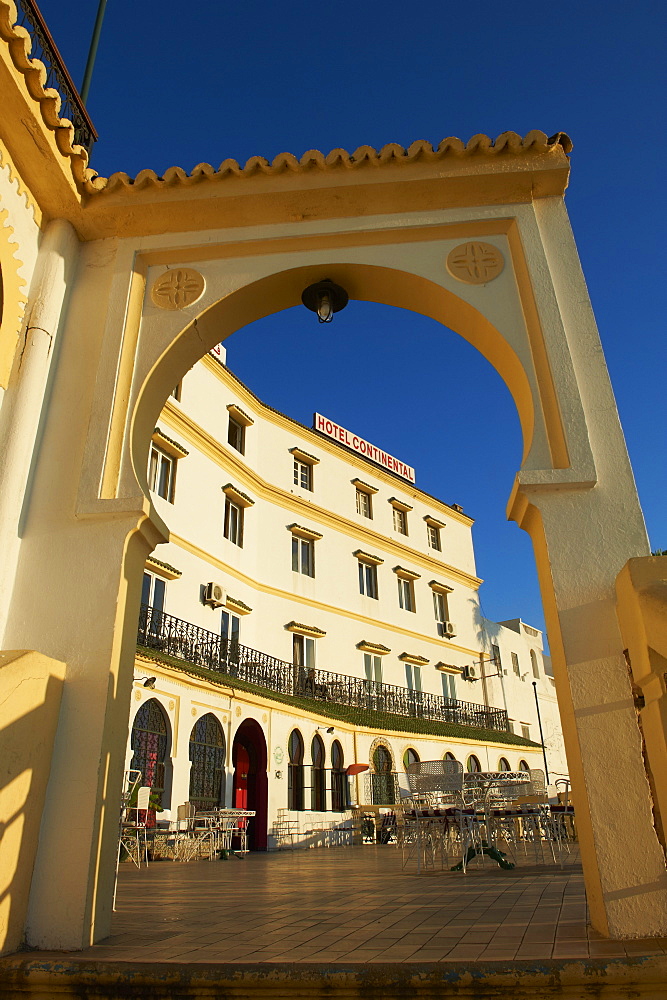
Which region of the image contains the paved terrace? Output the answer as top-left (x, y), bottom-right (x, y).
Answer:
top-left (4, 845), bottom-right (667, 997)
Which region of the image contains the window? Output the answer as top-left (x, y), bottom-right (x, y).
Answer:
top-left (331, 740), bottom-right (347, 811)
top-left (397, 577), bottom-right (415, 612)
top-left (221, 610), bottom-right (240, 667)
top-left (405, 663), bottom-right (422, 692)
top-left (227, 415), bottom-right (245, 454)
top-left (356, 488), bottom-right (372, 518)
top-left (519, 759), bottom-right (530, 772)
top-left (498, 757), bottom-right (511, 771)
top-left (292, 536), bottom-right (314, 577)
top-left (511, 652), bottom-right (521, 676)
top-left (433, 591), bottom-right (449, 633)
top-left (223, 497), bottom-right (243, 546)
top-left (130, 699), bottom-right (169, 815)
top-left (491, 643), bottom-right (502, 674)
top-left (288, 729), bottom-right (305, 810)
top-left (530, 649), bottom-right (540, 678)
top-left (441, 672), bottom-right (456, 701)
top-left (521, 724), bottom-right (531, 740)
top-left (364, 652), bottom-right (383, 685)
top-left (466, 754), bottom-right (481, 772)
top-left (371, 745), bottom-right (395, 805)
top-left (170, 382), bottom-right (182, 401)
top-left (141, 571), bottom-right (166, 612)
top-left (293, 458), bottom-right (312, 491)
top-left (403, 748), bottom-right (420, 771)
top-left (427, 523), bottom-right (441, 550)
top-left (189, 714), bottom-right (225, 811)
top-left (444, 751), bottom-right (457, 762)
top-left (148, 444), bottom-right (176, 502)
top-left (393, 507), bottom-right (408, 535)
top-left (358, 560), bottom-right (378, 599)
top-left (293, 633), bottom-right (315, 668)
top-left (311, 734), bottom-right (326, 811)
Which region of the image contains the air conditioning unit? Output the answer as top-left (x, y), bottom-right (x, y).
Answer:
top-left (442, 620), bottom-right (456, 638)
top-left (462, 664), bottom-right (477, 681)
top-left (203, 582), bottom-right (226, 608)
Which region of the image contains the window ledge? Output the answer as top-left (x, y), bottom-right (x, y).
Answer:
top-left (357, 640), bottom-right (391, 655)
top-left (429, 579), bottom-right (454, 594)
top-left (227, 403), bottom-right (254, 426)
top-left (285, 621), bottom-right (327, 638)
top-left (152, 427), bottom-right (189, 458)
top-left (352, 478), bottom-right (379, 494)
top-left (289, 446), bottom-right (320, 465)
top-left (146, 556), bottom-right (182, 580)
top-left (222, 483), bottom-right (255, 507)
top-left (354, 549), bottom-right (384, 566)
top-left (399, 653), bottom-right (430, 666)
top-left (393, 565), bottom-right (421, 581)
top-left (388, 497), bottom-right (413, 512)
top-left (288, 523), bottom-right (323, 541)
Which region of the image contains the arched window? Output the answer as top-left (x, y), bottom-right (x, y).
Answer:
top-left (130, 699), bottom-right (169, 816)
top-left (498, 757), bottom-right (511, 771)
top-left (189, 713), bottom-right (226, 810)
top-left (444, 751), bottom-right (457, 762)
top-left (288, 729), bottom-right (304, 810)
top-left (530, 650), bottom-right (539, 678)
top-left (331, 740), bottom-right (346, 811)
top-left (371, 744), bottom-right (395, 804)
top-left (466, 754), bottom-right (481, 773)
top-left (403, 747), bottom-right (420, 771)
top-left (311, 734), bottom-right (326, 811)
top-left (519, 759), bottom-right (530, 772)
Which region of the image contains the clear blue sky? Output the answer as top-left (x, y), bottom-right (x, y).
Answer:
top-left (39, 0), bottom-right (666, 640)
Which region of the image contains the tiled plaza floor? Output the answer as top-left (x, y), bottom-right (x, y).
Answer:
top-left (63, 844), bottom-right (667, 965)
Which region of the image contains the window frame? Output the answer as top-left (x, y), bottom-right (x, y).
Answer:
top-left (511, 651), bottom-right (521, 676)
top-left (392, 506), bottom-right (408, 535)
top-left (427, 523), bottom-right (441, 550)
top-left (148, 443), bottom-right (176, 502)
top-left (293, 458), bottom-right (313, 491)
top-left (227, 415), bottom-right (245, 454)
top-left (358, 560), bottom-right (379, 599)
top-left (356, 488), bottom-right (372, 518)
top-left (292, 535), bottom-right (315, 577)
top-left (223, 496), bottom-right (244, 547)
top-left (397, 576), bottom-right (415, 612)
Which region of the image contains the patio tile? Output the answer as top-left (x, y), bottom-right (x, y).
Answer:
top-left (28, 843), bottom-right (658, 970)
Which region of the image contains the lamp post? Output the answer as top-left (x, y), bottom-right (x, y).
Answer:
top-left (80, 0), bottom-right (108, 104)
top-left (532, 680), bottom-right (550, 783)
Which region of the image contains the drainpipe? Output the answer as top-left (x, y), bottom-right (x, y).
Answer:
top-left (0, 219), bottom-right (79, 643)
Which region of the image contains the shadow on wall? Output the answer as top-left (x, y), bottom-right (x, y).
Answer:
top-left (0, 652), bottom-right (65, 955)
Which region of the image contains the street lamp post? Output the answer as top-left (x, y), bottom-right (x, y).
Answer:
top-left (80, 0), bottom-right (108, 104)
top-left (532, 680), bottom-right (550, 784)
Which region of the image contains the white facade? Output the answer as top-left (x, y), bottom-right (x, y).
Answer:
top-left (128, 350), bottom-right (568, 848)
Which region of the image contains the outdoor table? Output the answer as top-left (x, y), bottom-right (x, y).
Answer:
top-left (455, 771), bottom-right (533, 870)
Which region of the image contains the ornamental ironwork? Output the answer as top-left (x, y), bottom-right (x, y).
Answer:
top-left (14, 0), bottom-right (98, 153)
top-left (137, 604), bottom-right (510, 734)
top-left (130, 699), bottom-right (168, 815)
top-left (188, 713), bottom-right (225, 811)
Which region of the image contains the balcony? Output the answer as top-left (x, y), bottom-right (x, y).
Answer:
top-left (13, 0), bottom-right (97, 153)
top-left (137, 605), bottom-right (511, 735)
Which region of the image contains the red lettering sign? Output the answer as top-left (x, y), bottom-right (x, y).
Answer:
top-left (312, 413), bottom-right (415, 483)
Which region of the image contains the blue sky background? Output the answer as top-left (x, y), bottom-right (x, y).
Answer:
top-left (39, 0), bottom-right (666, 640)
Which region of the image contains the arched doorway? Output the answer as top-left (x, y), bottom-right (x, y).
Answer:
top-left (130, 699), bottom-right (170, 824)
top-left (189, 713), bottom-right (226, 811)
top-left (232, 719), bottom-right (268, 850)
top-left (288, 728), bottom-right (305, 811)
top-left (311, 733), bottom-right (326, 811)
top-left (371, 744), bottom-right (396, 805)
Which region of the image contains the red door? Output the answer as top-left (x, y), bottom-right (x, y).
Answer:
top-left (233, 744), bottom-right (250, 810)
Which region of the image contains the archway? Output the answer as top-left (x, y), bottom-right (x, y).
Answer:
top-left (7, 162), bottom-right (664, 949)
top-left (189, 713), bottom-right (226, 811)
top-left (232, 719), bottom-right (268, 850)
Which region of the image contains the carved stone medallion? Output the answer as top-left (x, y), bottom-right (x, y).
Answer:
top-left (446, 242), bottom-right (504, 284)
top-left (151, 268), bottom-right (205, 310)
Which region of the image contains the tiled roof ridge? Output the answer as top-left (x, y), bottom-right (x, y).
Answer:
top-left (85, 131), bottom-right (573, 195)
top-left (0, 0), bottom-right (95, 187)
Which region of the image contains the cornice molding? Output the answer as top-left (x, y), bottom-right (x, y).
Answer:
top-left (85, 131), bottom-right (572, 196)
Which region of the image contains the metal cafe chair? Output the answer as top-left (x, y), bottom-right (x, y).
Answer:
top-left (119, 785), bottom-right (151, 868)
top-left (402, 760), bottom-right (480, 873)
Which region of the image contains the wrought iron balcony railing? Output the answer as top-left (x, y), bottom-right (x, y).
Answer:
top-left (13, 0), bottom-right (97, 153)
top-left (137, 604), bottom-right (510, 734)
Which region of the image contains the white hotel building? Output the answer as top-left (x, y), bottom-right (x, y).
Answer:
top-left (128, 347), bottom-right (568, 849)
